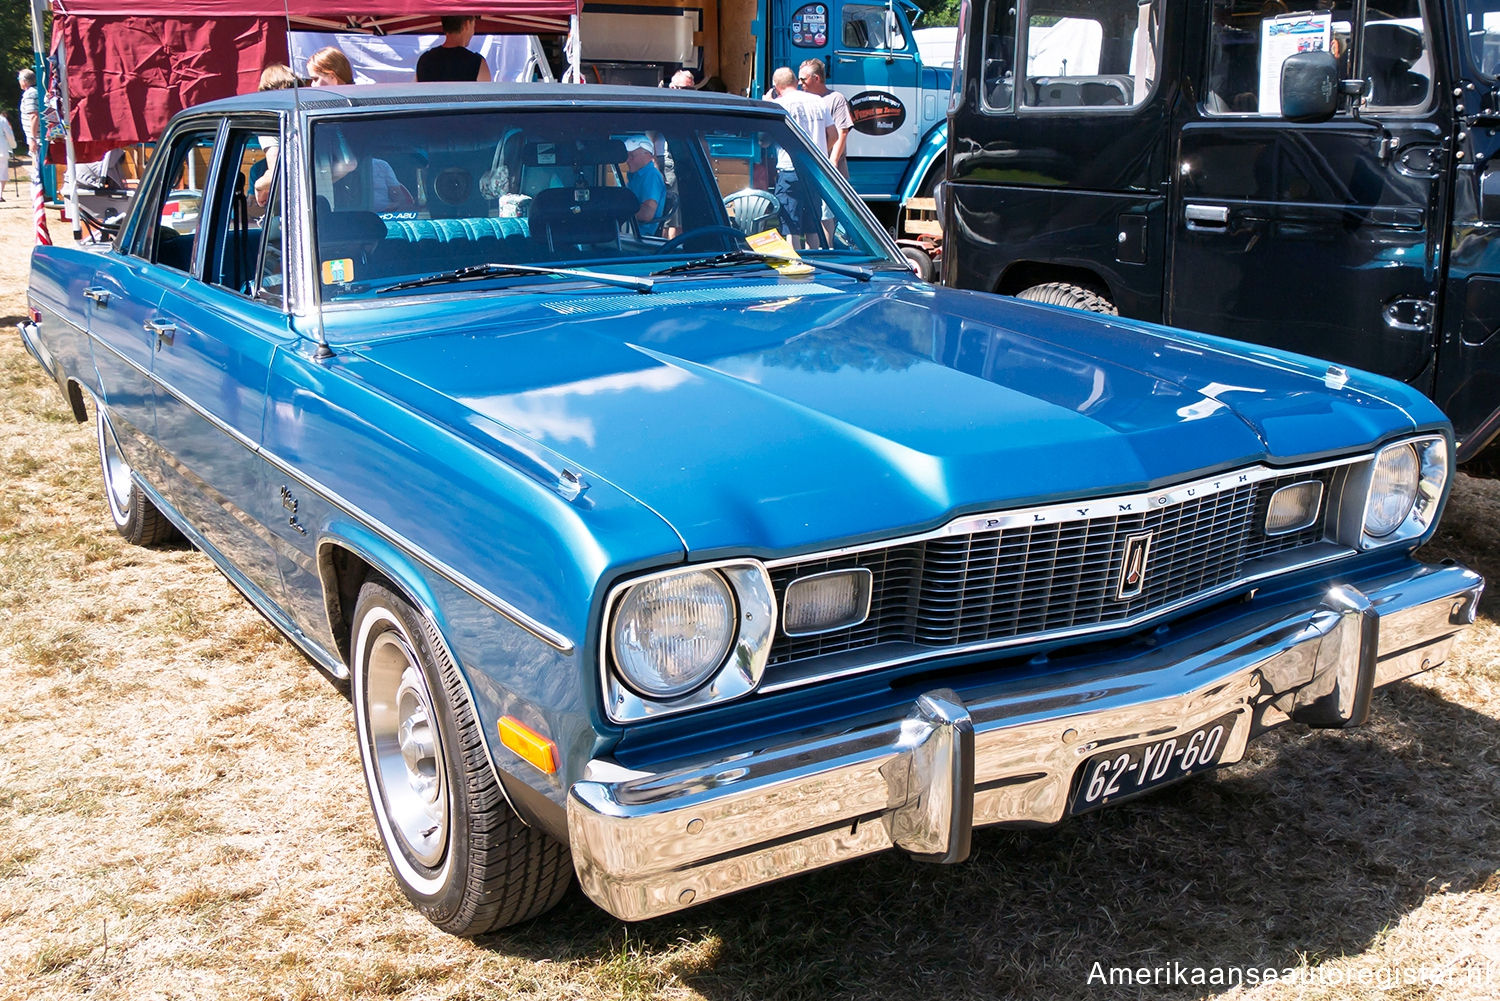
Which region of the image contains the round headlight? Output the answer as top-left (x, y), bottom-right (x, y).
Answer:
top-left (1364, 443), bottom-right (1420, 538)
top-left (611, 570), bottom-right (737, 699)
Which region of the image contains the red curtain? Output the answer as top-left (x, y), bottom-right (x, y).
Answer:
top-left (54, 16), bottom-right (288, 163)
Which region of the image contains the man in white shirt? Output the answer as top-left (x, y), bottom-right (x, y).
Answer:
top-left (768, 66), bottom-right (835, 247)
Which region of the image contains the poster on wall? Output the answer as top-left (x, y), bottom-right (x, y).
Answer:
top-left (1259, 12), bottom-right (1332, 113)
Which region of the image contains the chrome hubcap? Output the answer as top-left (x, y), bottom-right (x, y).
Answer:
top-left (366, 629), bottom-right (448, 868)
top-left (95, 406), bottom-right (133, 524)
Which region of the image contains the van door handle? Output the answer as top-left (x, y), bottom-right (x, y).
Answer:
top-left (144, 318), bottom-right (177, 348)
top-left (83, 287), bottom-right (111, 307)
top-left (1185, 204), bottom-right (1230, 230)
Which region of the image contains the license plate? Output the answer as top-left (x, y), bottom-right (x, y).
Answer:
top-left (1069, 713), bottom-right (1240, 815)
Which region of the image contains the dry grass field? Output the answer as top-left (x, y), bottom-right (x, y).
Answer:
top-left (3, 196), bottom-right (1500, 1001)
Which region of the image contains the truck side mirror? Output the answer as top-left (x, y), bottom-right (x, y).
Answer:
top-left (1280, 50), bottom-right (1340, 123)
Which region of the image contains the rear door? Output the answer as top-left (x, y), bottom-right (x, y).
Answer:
top-left (146, 120), bottom-right (291, 598)
top-left (1167, 0), bottom-right (1448, 387)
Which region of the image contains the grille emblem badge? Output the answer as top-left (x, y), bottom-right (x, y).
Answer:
top-left (1117, 531), bottom-right (1153, 601)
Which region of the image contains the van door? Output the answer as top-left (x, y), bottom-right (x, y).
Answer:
top-left (1167, 0), bottom-right (1449, 388)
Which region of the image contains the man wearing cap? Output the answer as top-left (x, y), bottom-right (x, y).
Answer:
top-left (623, 135), bottom-right (666, 237)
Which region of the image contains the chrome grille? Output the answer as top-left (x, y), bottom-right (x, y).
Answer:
top-left (767, 468), bottom-right (1336, 667)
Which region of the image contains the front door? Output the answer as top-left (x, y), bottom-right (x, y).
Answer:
top-left (1167, 0), bottom-right (1448, 387)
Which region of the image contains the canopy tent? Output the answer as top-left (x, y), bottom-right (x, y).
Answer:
top-left (46, 1), bottom-right (580, 162)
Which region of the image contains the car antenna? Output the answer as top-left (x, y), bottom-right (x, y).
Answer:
top-left (281, 0), bottom-right (334, 360)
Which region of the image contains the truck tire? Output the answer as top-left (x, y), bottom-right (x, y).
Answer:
top-left (901, 245), bottom-right (935, 281)
top-left (351, 580), bottom-right (573, 935)
top-left (1015, 282), bottom-right (1118, 315)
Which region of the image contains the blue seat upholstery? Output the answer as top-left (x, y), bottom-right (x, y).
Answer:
top-left (372, 216), bottom-right (533, 276)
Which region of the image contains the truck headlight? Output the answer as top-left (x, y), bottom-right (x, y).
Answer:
top-left (611, 570), bottom-right (736, 698)
top-left (604, 561), bottom-right (777, 721)
top-left (1361, 436), bottom-right (1447, 546)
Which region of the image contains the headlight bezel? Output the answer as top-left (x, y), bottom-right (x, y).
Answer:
top-left (601, 560), bottom-right (776, 723)
top-left (1355, 434), bottom-right (1449, 549)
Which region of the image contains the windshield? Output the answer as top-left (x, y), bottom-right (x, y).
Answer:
top-left (1468, 0), bottom-right (1500, 76)
top-left (309, 108), bottom-right (899, 302)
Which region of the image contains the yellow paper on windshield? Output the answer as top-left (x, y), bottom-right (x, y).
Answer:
top-left (746, 229), bottom-right (815, 276)
top-left (321, 259), bottom-right (355, 284)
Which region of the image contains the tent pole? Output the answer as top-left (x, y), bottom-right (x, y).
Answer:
top-left (569, 14), bottom-right (581, 83)
top-left (53, 34), bottom-right (81, 240)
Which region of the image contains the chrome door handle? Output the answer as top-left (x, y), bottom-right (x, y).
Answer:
top-left (83, 287), bottom-right (111, 307)
top-left (1184, 203), bottom-right (1230, 231)
top-left (144, 318), bottom-right (176, 347)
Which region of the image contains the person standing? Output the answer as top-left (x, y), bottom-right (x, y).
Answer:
top-left (668, 69), bottom-right (695, 90)
top-left (769, 66), bottom-right (835, 247)
top-left (797, 59), bottom-right (851, 178)
top-left (17, 69), bottom-right (40, 162)
top-left (307, 47), bottom-right (355, 86)
top-left (0, 113), bottom-right (15, 201)
top-left (415, 17), bottom-right (493, 82)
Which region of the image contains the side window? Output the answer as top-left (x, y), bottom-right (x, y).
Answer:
top-left (1207, 2), bottom-right (1379, 116)
top-left (131, 129), bottom-right (217, 273)
top-left (843, 4), bottom-right (905, 51)
top-left (1019, 1), bottom-right (1159, 109)
top-left (205, 129), bottom-right (276, 296)
top-left (1362, 0), bottom-right (1433, 111)
top-left (981, 1), bottom-right (1018, 110)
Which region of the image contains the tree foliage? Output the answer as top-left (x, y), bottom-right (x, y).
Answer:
top-left (912, 0), bottom-right (961, 28)
top-left (1, 0), bottom-right (46, 126)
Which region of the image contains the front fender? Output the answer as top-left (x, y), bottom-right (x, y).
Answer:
top-left (898, 122), bottom-right (948, 204)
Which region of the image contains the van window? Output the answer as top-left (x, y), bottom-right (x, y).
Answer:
top-left (1468, 0), bottom-right (1500, 76)
top-left (1017, 1), bottom-right (1160, 110)
top-left (1362, 0), bottom-right (1434, 111)
top-left (980, 0), bottom-right (1018, 110)
top-left (1206, 1), bottom-right (1433, 116)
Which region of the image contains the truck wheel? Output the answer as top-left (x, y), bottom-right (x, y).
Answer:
top-left (351, 581), bottom-right (572, 935)
top-left (901, 246), bottom-right (935, 281)
top-left (93, 394), bottom-right (179, 546)
top-left (1015, 282), bottom-right (1118, 315)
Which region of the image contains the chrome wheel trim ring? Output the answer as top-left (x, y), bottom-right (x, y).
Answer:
top-left (94, 403), bottom-right (134, 526)
top-left (358, 606), bottom-right (452, 883)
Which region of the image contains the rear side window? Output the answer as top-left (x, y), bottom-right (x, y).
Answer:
top-left (1016, 1), bottom-right (1161, 110)
top-left (131, 128), bottom-right (218, 273)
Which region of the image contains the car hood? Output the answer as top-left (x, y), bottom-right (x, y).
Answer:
top-left (336, 279), bottom-right (1422, 557)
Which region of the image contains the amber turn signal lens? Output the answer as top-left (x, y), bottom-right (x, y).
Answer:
top-left (499, 716), bottom-right (557, 775)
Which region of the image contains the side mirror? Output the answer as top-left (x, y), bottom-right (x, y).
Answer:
top-left (1280, 50), bottom-right (1339, 123)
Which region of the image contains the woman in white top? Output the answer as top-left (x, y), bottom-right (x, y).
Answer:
top-left (0, 115), bottom-right (15, 201)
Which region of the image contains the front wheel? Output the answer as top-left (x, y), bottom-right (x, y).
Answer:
top-left (1014, 281), bottom-right (1118, 315)
top-left (93, 395), bottom-right (178, 546)
top-left (351, 581), bottom-right (572, 935)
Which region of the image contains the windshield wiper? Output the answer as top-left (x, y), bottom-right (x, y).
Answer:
top-left (378, 262), bottom-right (654, 295)
top-left (650, 250), bottom-right (872, 281)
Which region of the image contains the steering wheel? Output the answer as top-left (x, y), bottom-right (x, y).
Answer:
top-left (659, 225), bottom-right (746, 254)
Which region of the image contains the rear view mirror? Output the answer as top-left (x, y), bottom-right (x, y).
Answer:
top-left (1280, 51), bottom-right (1340, 122)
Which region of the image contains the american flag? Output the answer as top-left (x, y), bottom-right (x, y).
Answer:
top-left (32, 171), bottom-right (50, 246)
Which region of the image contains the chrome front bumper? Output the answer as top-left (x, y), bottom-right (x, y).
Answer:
top-left (567, 562), bottom-right (1483, 921)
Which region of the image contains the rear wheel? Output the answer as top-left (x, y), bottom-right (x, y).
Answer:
top-left (351, 581), bottom-right (572, 935)
top-left (1014, 281), bottom-right (1118, 315)
top-left (93, 395), bottom-right (178, 546)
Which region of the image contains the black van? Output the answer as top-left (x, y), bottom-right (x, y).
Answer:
top-left (943, 0), bottom-right (1500, 461)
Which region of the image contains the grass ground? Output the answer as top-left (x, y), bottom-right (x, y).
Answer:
top-left (2, 196), bottom-right (1500, 1001)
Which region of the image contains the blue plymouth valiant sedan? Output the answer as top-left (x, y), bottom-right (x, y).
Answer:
top-left (20, 84), bottom-right (1484, 935)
